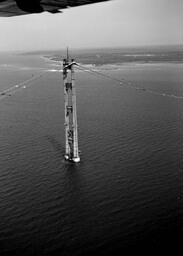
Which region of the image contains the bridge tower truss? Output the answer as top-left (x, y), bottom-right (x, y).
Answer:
top-left (63, 56), bottom-right (80, 163)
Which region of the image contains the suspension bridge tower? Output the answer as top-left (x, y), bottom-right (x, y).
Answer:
top-left (63, 52), bottom-right (80, 163)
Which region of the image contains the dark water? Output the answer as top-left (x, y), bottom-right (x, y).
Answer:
top-left (1, 48), bottom-right (183, 255)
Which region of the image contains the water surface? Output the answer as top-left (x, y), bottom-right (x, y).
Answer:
top-left (1, 48), bottom-right (183, 255)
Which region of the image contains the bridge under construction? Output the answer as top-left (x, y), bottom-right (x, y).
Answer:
top-left (1, 51), bottom-right (182, 164)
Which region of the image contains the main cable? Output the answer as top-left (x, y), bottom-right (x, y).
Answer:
top-left (75, 63), bottom-right (183, 100)
top-left (0, 70), bottom-right (48, 96)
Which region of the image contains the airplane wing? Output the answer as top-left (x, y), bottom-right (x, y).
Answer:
top-left (0, 0), bottom-right (110, 17)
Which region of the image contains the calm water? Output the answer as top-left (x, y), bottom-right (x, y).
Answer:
top-left (1, 48), bottom-right (183, 255)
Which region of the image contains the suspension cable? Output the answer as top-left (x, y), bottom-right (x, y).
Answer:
top-left (0, 70), bottom-right (48, 96)
top-left (75, 63), bottom-right (183, 100)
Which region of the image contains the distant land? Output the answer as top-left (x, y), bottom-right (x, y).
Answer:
top-left (17, 45), bottom-right (183, 66)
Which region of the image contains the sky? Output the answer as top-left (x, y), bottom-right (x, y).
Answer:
top-left (0, 0), bottom-right (182, 51)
